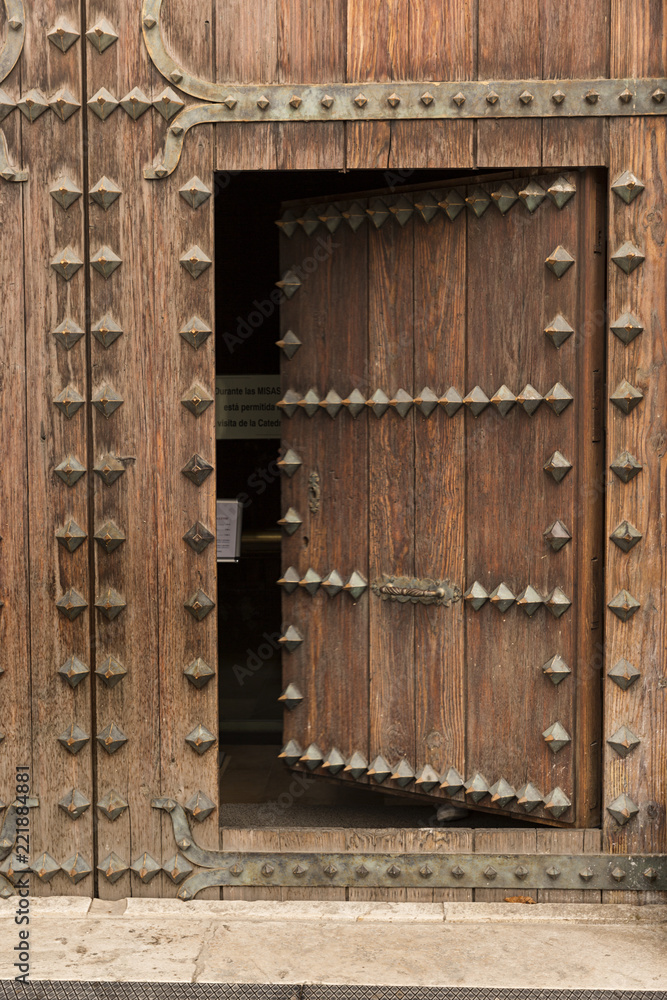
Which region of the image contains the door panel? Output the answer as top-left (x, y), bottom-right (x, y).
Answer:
top-left (279, 170), bottom-right (605, 826)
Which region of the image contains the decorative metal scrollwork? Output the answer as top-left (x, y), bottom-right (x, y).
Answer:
top-left (372, 575), bottom-right (461, 607)
top-left (0, 0), bottom-right (25, 84)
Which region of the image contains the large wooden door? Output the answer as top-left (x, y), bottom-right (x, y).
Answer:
top-left (278, 169), bottom-right (606, 827)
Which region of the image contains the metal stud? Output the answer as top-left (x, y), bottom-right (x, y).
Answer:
top-left (607, 793), bottom-right (639, 826)
top-left (58, 655), bottom-right (89, 688)
top-left (319, 570), bottom-right (343, 598)
top-left (542, 654), bottom-right (571, 686)
top-left (387, 864), bottom-right (402, 878)
top-left (545, 245), bottom-right (575, 277)
top-left (391, 758), bottom-right (416, 787)
top-left (643, 867), bottom-right (658, 882)
top-left (440, 189), bottom-right (466, 221)
top-left (543, 520), bottom-right (572, 551)
top-left (184, 589), bottom-right (215, 621)
top-left (486, 91), bottom-right (499, 105)
top-left (56, 520), bottom-right (86, 553)
top-left (610, 520), bottom-right (642, 552)
top-left (490, 384), bottom-right (516, 416)
top-left (546, 866), bottom-right (561, 880)
top-left (610, 867), bottom-right (627, 883)
top-left (98, 853), bottom-right (129, 884)
top-left (652, 88), bottom-right (666, 102)
top-left (276, 270), bottom-right (302, 298)
top-left (182, 454), bottom-right (213, 486)
top-left (354, 94), bottom-right (368, 108)
top-left (514, 865), bottom-right (529, 880)
top-left (299, 568), bottom-right (322, 596)
top-left (288, 95), bottom-right (302, 109)
top-left (518, 179), bottom-right (546, 213)
top-left (47, 19), bottom-right (80, 52)
top-left (607, 725), bottom-right (641, 759)
top-left (17, 89), bottom-right (49, 121)
top-left (452, 92), bottom-right (466, 106)
top-left (318, 205), bottom-right (343, 233)
top-left (94, 588), bottom-right (126, 621)
top-left (612, 171), bottom-right (646, 208)
top-left (464, 581), bottom-right (488, 610)
top-left (420, 92), bottom-right (434, 106)
top-left (90, 245), bottom-right (122, 280)
top-left (451, 864), bottom-right (466, 878)
top-left (57, 724), bottom-right (89, 755)
top-left (300, 743), bottom-right (324, 770)
top-left (185, 723), bottom-right (216, 756)
top-left (164, 854), bottom-right (194, 884)
top-left (154, 87), bottom-right (185, 120)
top-left (298, 206), bottom-right (321, 236)
top-left (50, 176), bottom-right (82, 211)
top-left (542, 721), bottom-right (571, 754)
top-left (93, 521), bottom-right (125, 557)
top-left (278, 507), bottom-right (302, 536)
top-left (339, 389), bottom-right (365, 418)
top-left (321, 95), bottom-right (334, 109)
top-left (489, 778), bottom-right (516, 808)
top-left (120, 87), bottom-right (151, 120)
top-left (517, 782), bottom-right (543, 812)
top-left (94, 453), bottom-right (126, 486)
top-left (343, 571), bottom-right (368, 599)
top-left (184, 790), bottom-right (216, 822)
top-left (86, 18), bottom-right (118, 53)
top-left (610, 378), bottom-right (643, 414)
top-left (278, 625), bottom-right (303, 651)
top-left (278, 683), bottom-right (303, 711)
top-left (610, 450), bottom-right (642, 483)
top-left (223, 96), bottom-right (238, 110)
top-left (277, 390), bottom-right (301, 418)
top-left (545, 587), bottom-right (572, 618)
top-left (387, 93), bottom-right (401, 108)
top-left (87, 87), bottom-right (119, 120)
top-left (544, 451), bottom-right (572, 482)
top-left (517, 383), bottom-right (543, 415)
top-left (30, 853), bottom-right (60, 883)
top-left (414, 764), bottom-right (440, 793)
top-left (321, 748), bottom-right (346, 775)
top-left (0, 89), bottom-right (15, 123)
top-left (180, 245), bottom-right (212, 279)
top-left (519, 90), bottom-right (533, 104)
top-left (389, 195), bottom-right (414, 227)
top-left (183, 521), bottom-right (215, 554)
top-left (465, 187), bottom-right (491, 217)
top-left (90, 176), bottom-right (122, 212)
top-left (413, 191), bottom-right (440, 224)
top-left (181, 383), bottom-right (214, 417)
top-left (489, 583), bottom-right (515, 612)
top-left (579, 867), bottom-right (594, 882)
top-left (608, 658), bottom-right (640, 690)
top-left (55, 455), bottom-right (86, 486)
top-left (277, 449), bottom-right (302, 477)
top-left (61, 853), bottom-right (93, 884)
top-left (544, 787), bottom-right (571, 818)
top-left (184, 657), bottom-right (215, 689)
top-left (90, 314), bottom-right (123, 349)
top-left (275, 210), bottom-right (297, 238)
top-left (608, 589), bottom-right (640, 621)
top-left (610, 311), bottom-right (643, 346)
top-left (618, 87), bottom-right (633, 103)
top-left (342, 202), bottom-right (367, 231)
top-left (440, 387), bottom-right (464, 416)
top-left (97, 789), bottom-right (128, 821)
top-left (92, 384), bottom-right (124, 419)
top-left (344, 751), bottom-right (368, 780)
top-left (551, 89), bottom-right (566, 104)
top-left (95, 655), bottom-right (127, 688)
top-left (321, 389), bottom-right (343, 418)
top-left (491, 182), bottom-right (518, 215)
top-left (53, 319), bottom-right (84, 351)
top-left (611, 241), bottom-right (645, 274)
top-left (463, 385), bottom-right (489, 416)
top-left (545, 314), bottom-right (574, 348)
top-left (464, 772), bottom-right (490, 803)
top-left (276, 330), bottom-right (302, 359)
top-left (131, 853), bottom-right (161, 884)
top-left (440, 766), bottom-right (465, 795)
top-left (516, 585), bottom-right (543, 616)
top-left (415, 386), bottom-right (439, 417)
top-left (585, 87), bottom-right (600, 101)
top-left (367, 198), bottom-right (390, 229)
top-left (547, 175), bottom-right (576, 208)
top-left (54, 385), bottom-right (85, 419)
top-left (96, 722), bottom-right (128, 755)
top-left (51, 246), bottom-right (83, 281)
top-left (279, 740), bottom-right (302, 766)
top-left (299, 388), bottom-right (321, 417)
top-left (56, 589), bottom-right (88, 621)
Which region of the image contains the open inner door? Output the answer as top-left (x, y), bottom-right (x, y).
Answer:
top-left (277, 170), bottom-right (605, 827)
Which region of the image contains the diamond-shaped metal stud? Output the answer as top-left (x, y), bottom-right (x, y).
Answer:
top-left (18, 89), bottom-right (49, 121)
top-left (546, 866), bottom-right (561, 880)
top-left (608, 658), bottom-right (640, 690)
top-left (342, 389), bottom-right (366, 417)
top-left (278, 683), bottom-right (303, 711)
top-left (543, 721), bottom-right (571, 754)
top-left (518, 179), bottom-right (546, 213)
top-left (547, 175), bottom-right (576, 208)
top-left (343, 571), bottom-right (368, 600)
top-left (464, 581), bottom-right (488, 610)
top-left (611, 241), bottom-right (645, 274)
top-left (87, 87), bottom-right (118, 120)
top-left (56, 519), bottom-right (87, 553)
top-left (154, 87), bottom-right (185, 120)
top-left (489, 778), bottom-right (516, 808)
top-left (514, 865), bottom-right (529, 880)
top-left (28, 852), bottom-right (59, 883)
top-left (300, 568), bottom-right (322, 595)
top-left (545, 587), bottom-right (572, 618)
top-left (607, 725), bottom-right (641, 759)
top-left (545, 245), bottom-right (575, 278)
top-left (517, 782), bottom-right (543, 812)
top-left (98, 852), bottom-right (128, 884)
top-left (643, 867), bottom-right (659, 882)
top-left (95, 588), bottom-right (127, 621)
top-left (543, 519), bottom-right (571, 551)
top-left (607, 793), bottom-right (639, 826)
top-left (261, 863), bottom-right (276, 877)
top-left (544, 451), bottom-right (572, 482)
top-left (321, 94), bottom-right (334, 109)
top-left (182, 454), bottom-right (213, 486)
top-left (483, 868), bottom-right (498, 882)
top-left (318, 205), bottom-right (343, 232)
top-left (440, 387), bottom-right (464, 416)
top-left (278, 625), bottom-right (303, 652)
top-left (413, 386), bottom-right (438, 417)
top-left (53, 319), bottom-right (84, 351)
top-left (92, 384), bottom-right (124, 419)
top-left (276, 330), bottom-right (302, 359)
top-left (610, 311), bottom-right (643, 346)
top-left (95, 655), bottom-right (127, 688)
top-left (50, 176), bottom-right (82, 211)
top-left (489, 583), bottom-right (515, 612)
top-left (180, 245), bottom-right (212, 279)
top-left (185, 723), bottom-right (216, 756)
top-left (544, 787), bottom-right (571, 818)
top-left (48, 19), bottom-right (80, 52)
top-left (181, 383), bottom-right (214, 417)
top-left (366, 198), bottom-right (390, 229)
top-left (119, 87), bottom-right (151, 120)
top-left (54, 385), bottom-right (85, 419)
top-left (49, 87), bottom-right (81, 122)
top-left (55, 455), bottom-right (86, 486)
top-left (610, 378), bottom-right (643, 414)
top-left (277, 566), bottom-right (300, 593)
top-left (413, 192), bottom-right (440, 224)
top-left (277, 449), bottom-right (302, 477)
top-left (387, 93), bottom-right (401, 108)
top-left (58, 655), bottom-right (89, 688)
top-left (544, 314), bottom-right (574, 349)
top-left (344, 751), bottom-right (368, 780)
top-left (276, 210), bottom-right (298, 238)
top-left (320, 389), bottom-right (343, 418)
top-left (611, 170), bottom-right (644, 205)
top-left (439, 766), bottom-right (465, 795)
top-left (51, 246), bottom-right (83, 281)
top-left (465, 187), bottom-right (491, 217)
top-left (610, 866), bottom-right (627, 883)
top-left (90, 314), bottom-right (123, 350)
top-left (486, 91), bottom-right (499, 105)
top-left (463, 386), bottom-right (489, 416)
top-left (97, 789), bottom-right (128, 821)
top-left (610, 520), bottom-right (642, 552)
top-left (278, 507), bottom-right (302, 537)
top-left (391, 759), bottom-right (415, 787)
top-left (164, 854), bottom-right (194, 884)
top-left (96, 722), bottom-right (128, 755)
top-left (86, 18), bottom-right (117, 52)
top-left (178, 175), bottom-right (212, 210)
top-left (177, 315), bottom-right (212, 351)
top-left (389, 196), bottom-right (414, 227)
top-left (184, 657), bottom-right (215, 689)
top-left (297, 205), bottom-right (320, 236)
top-left (608, 589), bottom-right (640, 621)
top-left (318, 570), bottom-right (343, 598)
top-left (276, 270), bottom-right (302, 298)
top-left (131, 853), bottom-right (161, 884)
top-left (353, 93), bottom-right (368, 108)
top-left (183, 521), bottom-right (214, 554)
top-left (184, 589), bottom-right (215, 621)
top-left (90, 245), bottom-right (122, 279)
top-left (464, 772), bottom-right (489, 803)
top-left (89, 176), bottom-right (122, 212)
top-left (545, 383), bottom-right (573, 414)
top-left (94, 453), bottom-right (125, 486)
top-left (516, 383), bottom-right (543, 415)
top-left (579, 867), bottom-right (594, 882)
top-left (58, 788), bottom-right (90, 821)
top-left (414, 765), bottom-right (440, 793)
top-left (652, 88), bottom-right (666, 102)
top-left (300, 744), bottom-right (324, 770)
top-left (277, 390), bottom-right (300, 417)
top-left (278, 739), bottom-right (302, 766)
top-left (618, 87), bottom-right (633, 104)
top-left (516, 585), bottom-right (543, 616)
top-left (299, 388), bottom-right (321, 417)
top-left (184, 790), bottom-right (216, 823)
top-left (491, 182), bottom-right (518, 215)
top-left (490, 384), bottom-right (516, 416)
top-left (0, 87), bottom-right (15, 123)
top-left (58, 724), bottom-right (89, 755)
top-left (56, 589), bottom-right (88, 621)
top-left (450, 864), bottom-right (466, 879)
top-left (321, 748), bottom-right (346, 775)
top-left (439, 189), bottom-right (466, 221)
top-left (452, 92), bottom-right (466, 107)
top-left (542, 654), bottom-right (571, 685)
top-left (610, 450), bottom-right (642, 483)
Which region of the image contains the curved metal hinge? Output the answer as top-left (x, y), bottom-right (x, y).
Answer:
top-left (0, 129), bottom-right (28, 182)
top-left (152, 797), bottom-right (239, 870)
top-left (0, 0), bottom-right (26, 85)
top-left (372, 575), bottom-right (462, 606)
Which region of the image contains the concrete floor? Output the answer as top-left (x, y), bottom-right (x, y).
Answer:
top-left (1, 897), bottom-right (666, 989)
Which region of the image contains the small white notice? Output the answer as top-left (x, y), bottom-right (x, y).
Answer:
top-left (217, 500), bottom-right (243, 562)
top-left (216, 374), bottom-right (282, 439)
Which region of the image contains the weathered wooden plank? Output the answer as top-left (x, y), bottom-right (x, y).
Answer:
top-left (217, 0), bottom-right (278, 84)
top-left (280, 828), bottom-right (347, 900)
top-left (542, 120), bottom-right (609, 169)
top-left (346, 829), bottom-right (407, 902)
top-left (222, 828), bottom-right (282, 900)
top-left (155, 0), bottom-right (219, 898)
top-left (21, 0), bottom-right (92, 896)
top-left (610, 0), bottom-right (666, 77)
top-left (537, 828), bottom-right (602, 903)
top-left (86, 0), bottom-right (160, 898)
top-left (474, 828), bottom-right (538, 901)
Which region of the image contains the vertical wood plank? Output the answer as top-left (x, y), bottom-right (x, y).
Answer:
top-left (86, 0), bottom-right (160, 897)
top-left (22, 0), bottom-right (92, 896)
top-left (154, 0), bottom-right (219, 897)
top-left (474, 828), bottom-right (538, 901)
top-left (610, 0), bottom-right (666, 77)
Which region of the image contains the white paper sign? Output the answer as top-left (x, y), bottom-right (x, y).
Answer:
top-left (216, 375), bottom-right (282, 439)
top-left (216, 500), bottom-right (243, 562)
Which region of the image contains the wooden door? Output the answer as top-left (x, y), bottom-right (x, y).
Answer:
top-left (278, 169), bottom-right (606, 827)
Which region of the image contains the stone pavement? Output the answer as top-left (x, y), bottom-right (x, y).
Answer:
top-left (1, 898), bottom-right (666, 989)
